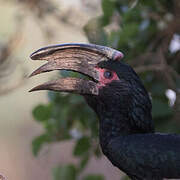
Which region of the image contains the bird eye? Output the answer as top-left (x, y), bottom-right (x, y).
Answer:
top-left (104, 71), bottom-right (113, 79)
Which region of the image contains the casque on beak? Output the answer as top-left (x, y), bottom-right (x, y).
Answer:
top-left (29, 43), bottom-right (123, 95)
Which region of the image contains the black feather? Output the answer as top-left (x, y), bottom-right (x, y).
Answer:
top-left (84, 60), bottom-right (180, 180)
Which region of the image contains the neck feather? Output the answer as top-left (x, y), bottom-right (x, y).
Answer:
top-left (98, 109), bottom-right (131, 151)
top-left (98, 105), bottom-right (154, 153)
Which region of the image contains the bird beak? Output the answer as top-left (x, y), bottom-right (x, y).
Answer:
top-left (29, 43), bottom-right (123, 95)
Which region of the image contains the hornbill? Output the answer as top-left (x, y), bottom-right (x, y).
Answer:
top-left (29, 43), bottom-right (180, 180)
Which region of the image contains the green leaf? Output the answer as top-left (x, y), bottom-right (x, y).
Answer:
top-left (152, 99), bottom-right (173, 118)
top-left (122, 7), bottom-right (141, 23)
top-left (32, 104), bottom-right (52, 121)
top-left (101, 0), bottom-right (115, 25)
top-left (121, 175), bottom-right (130, 180)
top-left (53, 164), bottom-right (76, 180)
top-left (79, 155), bottom-right (90, 171)
top-left (119, 23), bottom-right (139, 42)
top-left (150, 83), bottom-right (166, 95)
top-left (73, 136), bottom-right (91, 157)
top-left (82, 174), bottom-right (104, 180)
top-left (32, 134), bottom-right (50, 156)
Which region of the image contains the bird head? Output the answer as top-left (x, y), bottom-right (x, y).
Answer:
top-left (30, 43), bottom-right (154, 140)
top-left (29, 43), bottom-right (124, 95)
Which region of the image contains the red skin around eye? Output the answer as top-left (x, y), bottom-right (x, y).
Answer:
top-left (95, 67), bottom-right (119, 88)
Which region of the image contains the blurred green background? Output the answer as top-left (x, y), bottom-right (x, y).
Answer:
top-left (0, 0), bottom-right (179, 180)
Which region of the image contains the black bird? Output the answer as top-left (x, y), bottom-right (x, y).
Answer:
top-left (29, 43), bottom-right (180, 180)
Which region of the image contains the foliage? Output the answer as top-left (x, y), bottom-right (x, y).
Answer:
top-left (84, 0), bottom-right (179, 132)
top-left (32, 90), bottom-right (102, 179)
top-left (32, 0), bottom-right (179, 179)
top-left (53, 163), bottom-right (104, 180)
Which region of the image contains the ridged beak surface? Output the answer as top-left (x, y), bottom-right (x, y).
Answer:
top-left (29, 43), bottom-right (123, 95)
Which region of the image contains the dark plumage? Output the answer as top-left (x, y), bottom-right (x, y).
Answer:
top-left (108, 134), bottom-right (180, 180)
top-left (29, 43), bottom-right (180, 180)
